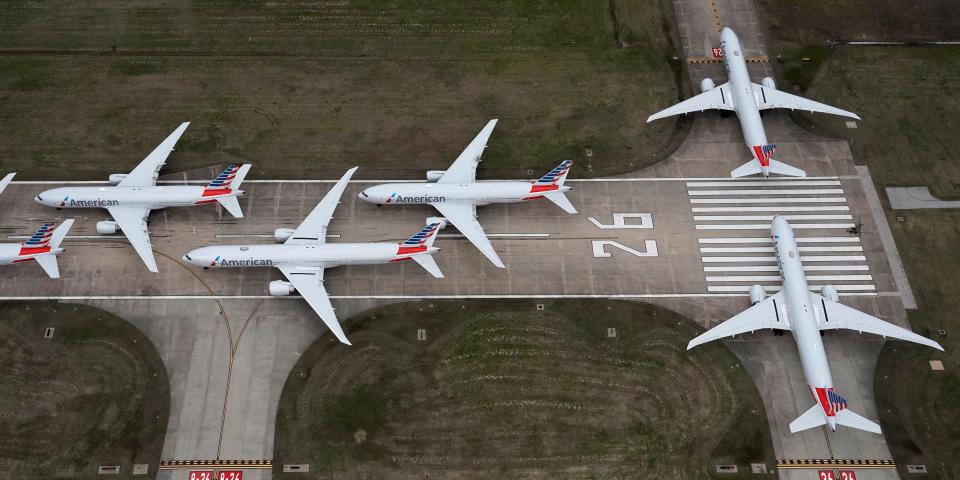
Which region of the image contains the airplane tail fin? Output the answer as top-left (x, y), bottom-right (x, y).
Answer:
top-left (535, 160), bottom-right (573, 187)
top-left (217, 196), bottom-right (244, 218)
top-left (401, 221), bottom-right (445, 278)
top-left (768, 159), bottom-right (806, 177)
top-left (731, 159), bottom-right (764, 178)
top-left (26, 220), bottom-right (74, 279)
top-left (789, 405), bottom-right (827, 433)
top-left (834, 409), bottom-right (882, 434)
top-left (544, 191), bottom-right (577, 214)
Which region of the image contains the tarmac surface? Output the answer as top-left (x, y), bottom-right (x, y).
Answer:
top-left (0, 0), bottom-right (921, 478)
top-left (886, 186), bottom-right (960, 210)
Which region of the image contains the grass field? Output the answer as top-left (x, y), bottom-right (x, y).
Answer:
top-left (0, 301), bottom-right (169, 479)
top-left (794, 47), bottom-right (959, 478)
top-left (273, 300), bottom-right (773, 479)
top-left (0, 0), bottom-right (680, 180)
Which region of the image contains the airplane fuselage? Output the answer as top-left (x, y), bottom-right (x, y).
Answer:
top-left (185, 243), bottom-right (436, 269)
top-left (34, 185), bottom-right (241, 211)
top-left (772, 216), bottom-right (837, 429)
top-left (0, 243), bottom-right (64, 266)
top-left (720, 28), bottom-right (772, 175)
top-left (359, 181), bottom-right (568, 206)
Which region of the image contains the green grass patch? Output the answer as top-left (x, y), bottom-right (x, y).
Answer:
top-left (273, 299), bottom-right (773, 478)
top-left (0, 301), bottom-right (169, 479)
top-left (0, 0), bottom-right (680, 180)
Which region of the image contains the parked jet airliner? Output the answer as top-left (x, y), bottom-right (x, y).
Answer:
top-left (648, 28), bottom-right (860, 177)
top-left (183, 167), bottom-right (445, 346)
top-left (0, 220), bottom-right (75, 278)
top-left (34, 123), bottom-right (252, 272)
top-left (688, 216), bottom-right (942, 434)
top-left (359, 119), bottom-right (577, 268)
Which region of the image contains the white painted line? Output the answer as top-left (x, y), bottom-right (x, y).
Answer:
top-left (689, 197), bottom-right (847, 204)
top-left (696, 223), bottom-right (855, 230)
top-left (694, 214), bottom-right (852, 221)
top-left (440, 233), bottom-right (551, 238)
top-left (707, 284), bottom-right (876, 292)
top-left (216, 234), bottom-right (342, 239)
top-left (700, 255), bottom-right (867, 263)
top-left (688, 189), bottom-right (845, 196)
top-left (705, 275), bottom-right (873, 282)
top-left (692, 206), bottom-right (850, 212)
top-left (687, 181), bottom-right (841, 187)
top-left (698, 237), bottom-right (861, 244)
top-left (8, 235), bottom-right (126, 240)
top-left (703, 265), bottom-right (870, 272)
top-left (0, 293), bottom-right (759, 300)
top-left (700, 246), bottom-right (863, 253)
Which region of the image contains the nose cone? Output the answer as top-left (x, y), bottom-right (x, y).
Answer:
top-left (35, 189), bottom-right (57, 207)
top-left (182, 247), bottom-right (214, 267)
top-left (721, 27), bottom-right (736, 40)
top-left (771, 214), bottom-right (790, 231)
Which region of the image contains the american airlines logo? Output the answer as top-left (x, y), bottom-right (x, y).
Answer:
top-left (213, 256), bottom-right (273, 267)
top-left (388, 193), bottom-right (446, 204)
top-left (61, 196), bottom-right (120, 207)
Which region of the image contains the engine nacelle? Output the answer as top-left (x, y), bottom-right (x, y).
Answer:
top-left (426, 216), bottom-right (448, 229)
top-left (96, 220), bottom-right (121, 235)
top-left (108, 174), bottom-right (128, 185)
top-left (274, 228), bottom-right (295, 244)
top-left (426, 170), bottom-right (446, 182)
top-left (761, 77), bottom-right (776, 90)
top-left (269, 280), bottom-right (296, 296)
top-left (749, 284), bottom-right (766, 305)
top-left (700, 78), bottom-right (716, 93)
top-left (821, 285), bottom-right (839, 302)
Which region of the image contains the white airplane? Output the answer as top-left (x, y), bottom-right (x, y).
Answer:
top-left (34, 123), bottom-right (252, 273)
top-left (0, 172), bottom-right (15, 195)
top-left (688, 216), bottom-right (942, 434)
top-left (0, 220), bottom-right (75, 278)
top-left (358, 119), bottom-right (577, 268)
top-left (648, 27), bottom-right (861, 177)
top-left (182, 167), bottom-right (445, 346)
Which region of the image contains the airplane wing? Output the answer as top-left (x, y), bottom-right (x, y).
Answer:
top-left (279, 266), bottom-right (351, 345)
top-left (811, 293), bottom-right (943, 350)
top-left (430, 201), bottom-right (505, 268)
top-left (106, 206), bottom-right (158, 272)
top-left (117, 122), bottom-right (191, 187)
top-left (647, 83), bottom-right (735, 122)
top-left (285, 167), bottom-right (358, 245)
top-left (752, 84), bottom-right (860, 119)
top-left (688, 291), bottom-right (790, 349)
top-left (0, 172), bottom-right (15, 195)
top-left (437, 119), bottom-right (498, 184)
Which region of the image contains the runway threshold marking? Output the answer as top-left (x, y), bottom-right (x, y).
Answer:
top-left (777, 459), bottom-right (895, 469)
top-left (159, 459), bottom-right (272, 470)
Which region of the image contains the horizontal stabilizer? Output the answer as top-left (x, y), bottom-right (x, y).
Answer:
top-left (411, 254), bottom-right (444, 279)
top-left (789, 404), bottom-right (826, 433)
top-left (731, 160), bottom-right (763, 178)
top-left (217, 196), bottom-right (244, 218)
top-left (835, 409), bottom-right (882, 434)
top-left (769, 159), bottom-right (806, 177)
top-left (34, 254), bottom-right (60, 279)
top-left (544, 191), bottom-right (577, 214)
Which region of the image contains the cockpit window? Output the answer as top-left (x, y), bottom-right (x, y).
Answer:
top-left (36, 195), bottom-right (42, 201)
top-left (184, 254), bottom-right (192, 261)
top-left (361, 192), bottom-right (369, 197)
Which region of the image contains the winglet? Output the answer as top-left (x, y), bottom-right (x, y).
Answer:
top-left (0, 172), bottom-right (15, 195)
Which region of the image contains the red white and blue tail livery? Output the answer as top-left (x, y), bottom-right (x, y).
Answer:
top-left (183, 168), bottom-right (445, 346)
top-left (359, 120), bottom-right (578, 268)
top-left (0, 219), bottom-right (75, 278)
top-left (34, 122), bottom-right (253, 273)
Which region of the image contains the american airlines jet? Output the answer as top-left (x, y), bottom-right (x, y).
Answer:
top-left (689, 216), bottom-right (942, 434)
top-left (182, 167), bottom-right (445, 346)
top-left (0, 220), bottom-right (75, 278)
top-left (358, 119), bottom-right (577, 268)
top-left (34, 123), bottom-right (252, 272)
top-left (648, 27), bottom-right (861, 177)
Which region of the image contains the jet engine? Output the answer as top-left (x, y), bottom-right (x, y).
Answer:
top-left (700, 78), bottom-right (716, 93)
top-left (269, 280), bottom-right (296, 296)
top-left (761, 77), bottom-right (776, 90)
top-left (749, 284), bottom-right (766, 305)
top-left (96, 220), bottom-right (121, 234)
top-left (274, 228), bottom-right (295, 243)
top-left (108, 174), bottom-right (128, 185)
top-left (426, 216), bottom-right (448, 229)
top-left (426, 170), bottom-right (446, 182)
top-left (820, 284), bottom-right (839, 302)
